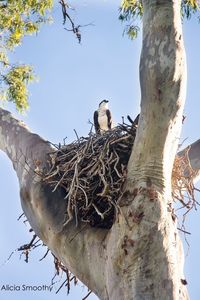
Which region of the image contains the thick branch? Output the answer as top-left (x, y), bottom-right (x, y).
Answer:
top-left (0, 109), bottom-right (51, 185)
top-left (0, 108), bottom-right (107, 299)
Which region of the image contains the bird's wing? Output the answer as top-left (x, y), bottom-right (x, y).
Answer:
top-left (106, 109), bottom-right (112, 129)
top-left (93, 110), bottom-right (100, 133)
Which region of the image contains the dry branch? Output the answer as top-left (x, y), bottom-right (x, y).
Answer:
top-left (59, 0), bottom-right (93, 43)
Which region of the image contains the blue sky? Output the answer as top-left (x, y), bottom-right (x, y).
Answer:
top-left (0, 1), bottom-right (200, 299)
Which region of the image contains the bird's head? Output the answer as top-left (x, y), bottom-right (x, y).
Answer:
top-left (99, 99), bottom-right (109, 109)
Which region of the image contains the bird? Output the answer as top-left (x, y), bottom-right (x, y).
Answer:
top-left (93, 100), bottom-right (113, 134)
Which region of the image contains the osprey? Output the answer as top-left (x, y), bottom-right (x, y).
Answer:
top-left (93, 100), bottom-right (113, 134)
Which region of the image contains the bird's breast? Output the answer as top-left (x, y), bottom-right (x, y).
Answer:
top-left (98, 113), bottom-right (108, 130)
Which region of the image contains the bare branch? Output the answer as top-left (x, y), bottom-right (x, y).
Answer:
top-left (59, 0), bottom-right (94, 43)
top-left (82, 290), bottom-right (92, 300)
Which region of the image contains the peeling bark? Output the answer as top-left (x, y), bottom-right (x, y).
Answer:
top-left (0, 1), bottom-right (197, 300)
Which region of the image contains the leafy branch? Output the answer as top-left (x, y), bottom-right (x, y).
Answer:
top-left (0, 0), bottom-right (53, 111)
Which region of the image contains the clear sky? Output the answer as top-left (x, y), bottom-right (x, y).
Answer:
top-left (0, 1), bottom-right (200, 299)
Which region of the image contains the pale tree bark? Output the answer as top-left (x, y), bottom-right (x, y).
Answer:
top-left (0, 108), bottom-right (109, 299)
top-left (0, 1), bottom-right (198, 300)
top-left (105, 1), bottom-right (188, 299)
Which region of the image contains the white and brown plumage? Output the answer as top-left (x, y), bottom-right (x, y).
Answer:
top-left (93, 100), bottom-right (113, 134)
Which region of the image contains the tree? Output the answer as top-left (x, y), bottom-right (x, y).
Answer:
top-left (1, 0), bottom-right (200, 299)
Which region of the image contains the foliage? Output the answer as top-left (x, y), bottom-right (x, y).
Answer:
top-left (0, 0), bottom-right (53, 111)
top-left (119, 0), bottom-right (200, 39)
top-left (181, 0), bottom-right (200, 19)
top-left (119, 0), bottom-right (143, 39)
top-left (2, 65), bottom-right (35, 112)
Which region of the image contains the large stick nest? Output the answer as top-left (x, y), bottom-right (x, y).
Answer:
top-left (44, 115), bottom-right (198, 229)
top-left (44, 117), bottom-right (138, 229)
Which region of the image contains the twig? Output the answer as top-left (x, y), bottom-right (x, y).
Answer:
top-left (59, 0), bottom-right (82, 43)
top-left (17, 212), bottom-right (25, 221)
top-left (0, 250), bottom-right (16, 268)
top-left (82, 290), bottom-right (92, 300)
top-left (39, 248), bottom-right (50, 261)
top-left (74, 129), bottom-right (80, 144)
top-left (17, 234), bottom-right (37, 251)
top-left (66, 269), bottom-right (70, 294)
top-left (177, 227), bottom-right (191, 235)
top-left (92, 204), bottom-right (104, 220)
top-left (56, 279), bottom-right (67, 294)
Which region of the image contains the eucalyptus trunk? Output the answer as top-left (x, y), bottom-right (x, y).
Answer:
top-left (104, 0), bottom-right (188, 299)
top-left (0, 1), bottom-right (198, 299)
